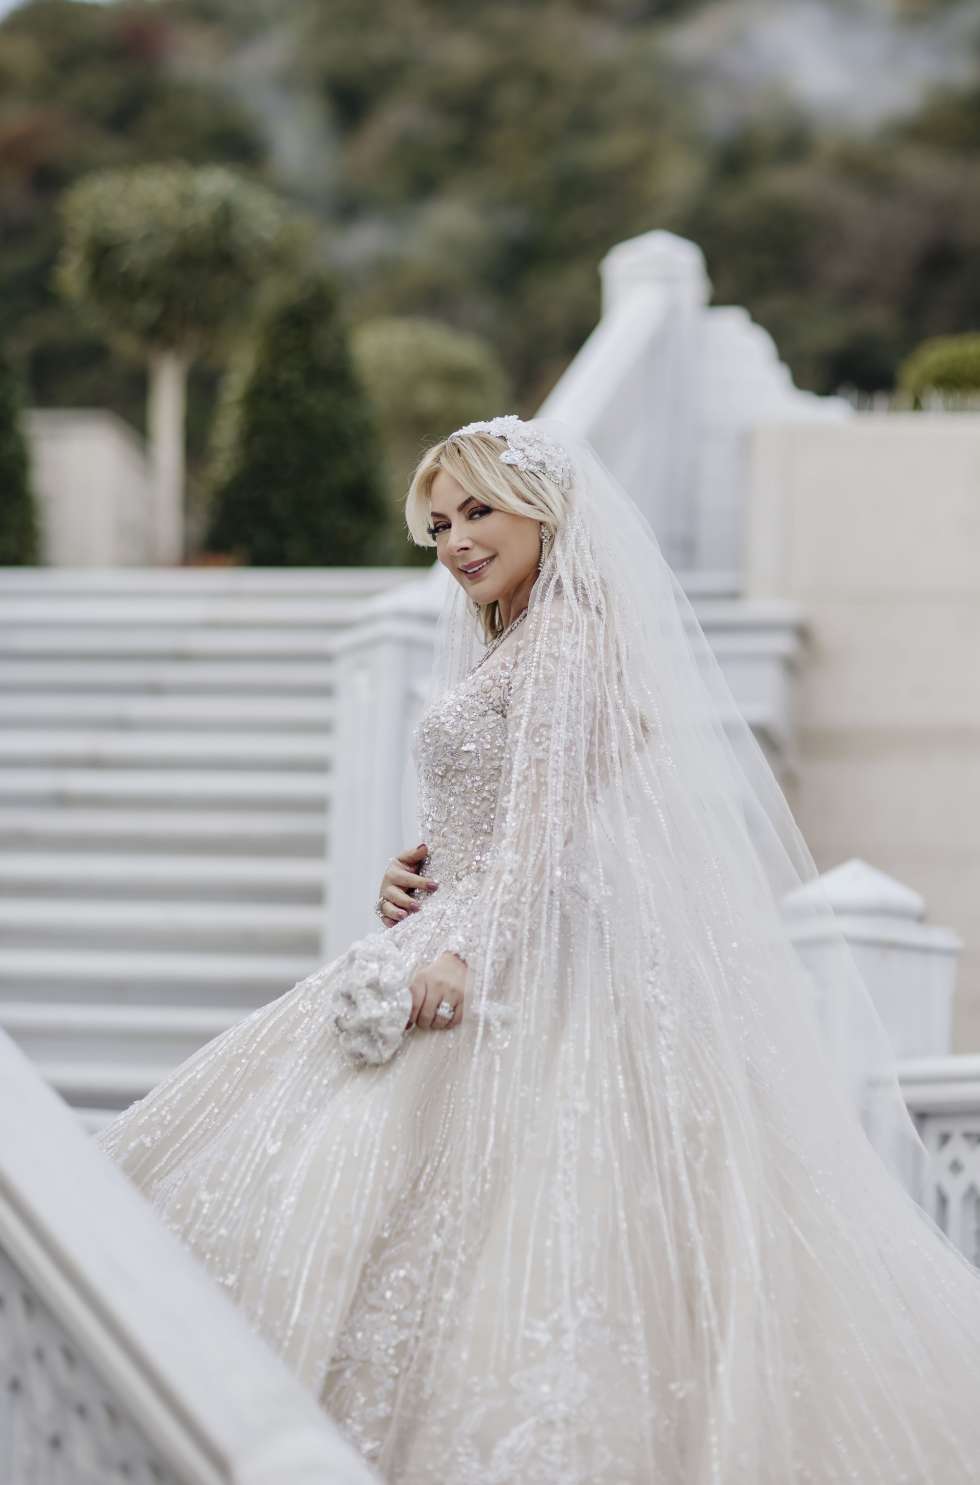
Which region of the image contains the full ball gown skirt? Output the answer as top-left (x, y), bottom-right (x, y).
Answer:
top-left (95, 648), bottom-right (980, 1484)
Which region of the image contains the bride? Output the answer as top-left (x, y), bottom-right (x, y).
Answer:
top-left (97, 415), bottom-right (980, 1483)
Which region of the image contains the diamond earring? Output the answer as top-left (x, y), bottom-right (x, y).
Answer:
top-left (538, 524), bottom-right (551, 572)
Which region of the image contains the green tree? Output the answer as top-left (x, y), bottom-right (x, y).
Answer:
top-left (204, 272), bottom-right (387, 565)
top-left (296, 0), bottom-right (696, 404)
top-left (351, 316), bottom-right (511, 564)
top-left (675, 125), bottom-right (980, 394)
top-left (55, 162), bottom-right (301, 561)
top-left (8, 0), bottom-right (980, 423)
top-left (0, 349), bottom-right (39, 565)
top-left (0, 0), bottom-right (265, 427)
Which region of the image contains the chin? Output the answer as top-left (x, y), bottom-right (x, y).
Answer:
top-left (453, 573), bottom-right (506, 603)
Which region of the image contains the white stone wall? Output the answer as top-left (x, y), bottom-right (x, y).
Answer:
top-left (745, 414), bottom-right (980, 1051)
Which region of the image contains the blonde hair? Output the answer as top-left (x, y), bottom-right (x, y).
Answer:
top-left (406, 430), bottom-right (567, 641)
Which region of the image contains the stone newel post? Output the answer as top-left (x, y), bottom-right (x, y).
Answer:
top-left (322, 568), bottom-right (445, 957)
top-left (784, 857), bottom-right (961, 1062)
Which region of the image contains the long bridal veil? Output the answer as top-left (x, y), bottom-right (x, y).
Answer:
top-left (394, 415), bottom-right (980, 1478)
top-left (423, 415), bottom-right (930, 1191)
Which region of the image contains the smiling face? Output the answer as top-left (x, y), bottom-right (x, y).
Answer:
top-left (427, 468), bottom-right (542, 613)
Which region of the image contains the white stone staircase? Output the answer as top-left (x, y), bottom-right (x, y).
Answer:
top-left (0, 567), bottom-right (414, 1125)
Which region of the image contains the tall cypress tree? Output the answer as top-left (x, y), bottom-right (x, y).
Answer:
top-left (0, 351), bottom-right (40, 565)
top-left (204, 272), bottom-right (387, 565)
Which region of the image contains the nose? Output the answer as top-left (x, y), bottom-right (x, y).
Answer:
top-left (446, 526), bottom-right (473, 557)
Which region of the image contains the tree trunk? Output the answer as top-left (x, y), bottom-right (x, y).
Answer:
top-left (147, 350), bottom-right (188, 565)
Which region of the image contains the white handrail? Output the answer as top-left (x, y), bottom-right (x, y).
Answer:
top-left (0, 1029), bottom-right (379, 1485)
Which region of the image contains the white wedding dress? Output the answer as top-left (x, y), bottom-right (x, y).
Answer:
top-left (95, 612), bottom-right (980, 1484)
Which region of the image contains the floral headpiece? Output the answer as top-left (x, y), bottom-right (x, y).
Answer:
top-left (450, 414), bottom-right (573, 493)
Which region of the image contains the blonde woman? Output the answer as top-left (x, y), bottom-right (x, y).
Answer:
top-left (97, 415), bottom-right (980, 1483)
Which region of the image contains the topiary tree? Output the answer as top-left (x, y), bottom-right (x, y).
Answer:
top-left (203, 271), bottom-right (387, 565)
top-left (351, 316), bottom-right (511, 564)
top-left (0, 350), bottom-right (40, 565)
top-left (898, 333), bottom-right (980, 408)
top-left (55, 163), bottom-right (303, 562)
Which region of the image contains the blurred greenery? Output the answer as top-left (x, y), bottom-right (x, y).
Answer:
top-left (898, 331), bottom-right (980, 402)
top-left (0, 0), bottom-right (267, 430)
top-left (53, 160), bottom-right (312, 557)
top-left (1, 0), bottom-right (979, 556)
top-left (203, 270), bottom-right (387, 565)
top-left (351, 316), bottom-right (511, 565)
top-left (55, 162), bottom-right (304, 361)
top-left (0, 346), bottom-right (39, 564)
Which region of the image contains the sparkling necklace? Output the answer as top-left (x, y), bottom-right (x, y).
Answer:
top-left (470, 606), bottom-right (528, 675)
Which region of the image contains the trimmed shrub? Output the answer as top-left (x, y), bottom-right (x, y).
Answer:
top-left (351, 316), bottom-right (511, 564)
top-left (204, 272), bottom-right (387, 565)
top-left (0, 352), bottom-right (40, 565)
top-left (898, 333), bottom-right (980, 406)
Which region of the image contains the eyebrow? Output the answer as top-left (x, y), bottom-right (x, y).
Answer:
top-left (428, 493), bottom-right (480, 520)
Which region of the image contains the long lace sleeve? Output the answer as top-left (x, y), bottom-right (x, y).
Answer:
top-left (435, 600), bottom-right (610, 992)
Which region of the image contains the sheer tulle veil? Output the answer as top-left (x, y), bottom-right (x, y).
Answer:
top-left (415, 413), bottom-right (933, 1207)
top-left (92, 412), bottom-right (980, 1479)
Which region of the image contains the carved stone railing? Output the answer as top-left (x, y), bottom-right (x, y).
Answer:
top-left (899, 1055), bottom-right (980, 1268)
top-left (323, 565), bottom-right (446, 954)
top-left (538, 228), bottom-right (848, 575)
top-left (0, 1029), bottom-right (379, 1485)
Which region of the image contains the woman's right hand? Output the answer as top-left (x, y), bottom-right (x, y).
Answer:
top-left (377, 842), bottom-right (439, 926)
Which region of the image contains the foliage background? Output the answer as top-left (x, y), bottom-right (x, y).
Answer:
top-left (2, 0), bottom-right (979, 516)
top-left (0, 347), bottom-right (38, 563)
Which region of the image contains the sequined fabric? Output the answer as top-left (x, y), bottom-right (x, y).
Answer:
top-left (95, 518), bottom-right (980, 1480)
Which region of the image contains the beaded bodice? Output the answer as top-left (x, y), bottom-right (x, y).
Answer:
top-left (411, 651), bottom-right (520, 890)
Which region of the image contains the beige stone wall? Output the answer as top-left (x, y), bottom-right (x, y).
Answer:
top-left (26, 409), bottom-right (154, 565)
top-left (745, 414), bottom-right (980, 1053)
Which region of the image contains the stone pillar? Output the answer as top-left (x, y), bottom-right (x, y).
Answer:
top-left (322, 566), bottom-right (445, 957)
top-left (783, 857), bottom-right (962, 1196)
top-left (784, 857), bottom-right (961, 1062)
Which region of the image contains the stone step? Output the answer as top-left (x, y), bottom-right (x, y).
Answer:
top-left (0, 658), bottom-right (335, 694)
top-left (0, 897), bottom-right (323, 951)
top-left (1, 1000), bottom-right (246, 1084)
top-left (0, 566), bottom-right (385, 1111)
top-left (0, 695), bottom-right (335, 730)
top-left (0, 566), bottom-right (415, 594)
top-left (0, 946), bottom-right (316, 1006)
top-left (0, 768), bottom-right (330, 808)
top-left (0, 807), bottom-right (325, 855)
top-left (76, 1107), bottom-right (127, 1131)
top-left (0, 597), bottom-right (385, 628)
top-left (0, 730), bottom-right (331, 770)
top-left (0, 627), bottom-right (342, 658)
top-left (47, 1061), bottom-right (196, 1113)
top-left (0, 851), bottom-right (323, 902)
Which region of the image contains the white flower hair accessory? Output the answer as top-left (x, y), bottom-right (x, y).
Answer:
top-left (451, 414), bottom-right (573, 493)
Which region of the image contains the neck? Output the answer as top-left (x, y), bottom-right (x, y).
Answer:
top-left (497, 570), bottom-right (536, 629)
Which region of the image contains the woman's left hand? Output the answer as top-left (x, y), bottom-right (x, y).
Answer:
top-left (407, 951), bottom-right (468, 1030)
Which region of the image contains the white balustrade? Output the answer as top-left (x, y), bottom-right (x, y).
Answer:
top-left (538, 230), bottom-right (709, 570)
top-left (899, 1056), bottom-right (980, 1266)
top-left (0, 1029), bottom-right (379, 1485)
top-left (782, 857), bottom-right (976, 1223)
top-left (784, 858), bottom-right (961, 1063)
top-left (539, 228), bottom-right (849, 574)
top-left (323, 565), bottom-right (446, 955)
